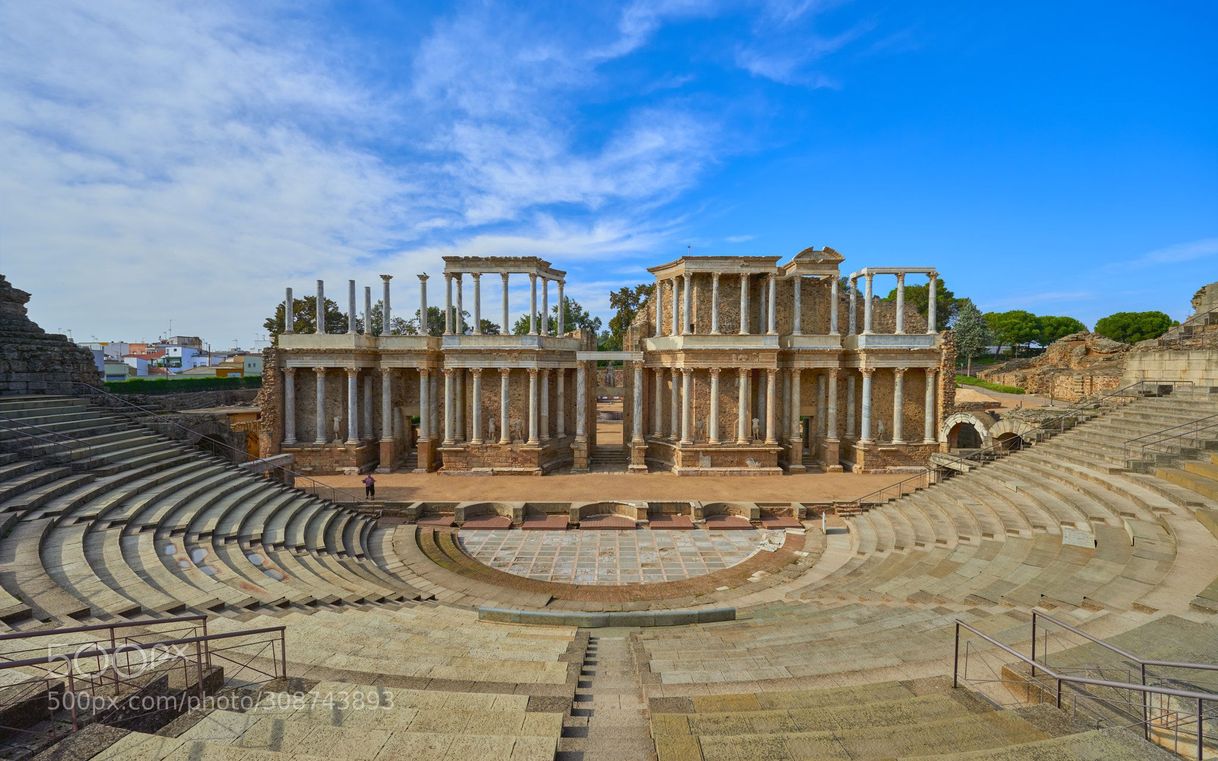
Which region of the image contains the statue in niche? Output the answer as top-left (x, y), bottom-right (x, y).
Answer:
top-left (487, 415), bottom-right (497, 444)
top-left (694, 419), bottom-right (706, 443)
top-left (510, 418), bottom-right (524, 443)
top-left (332, 415), bottom-right (342, 443)
top-left (751, 417), bottom-right (761, 442)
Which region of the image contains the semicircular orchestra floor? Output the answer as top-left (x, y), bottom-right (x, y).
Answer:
top-left (458, 528), bottom-right (788, 585)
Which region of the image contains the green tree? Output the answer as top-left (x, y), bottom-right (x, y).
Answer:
top-left (355, 300), bottom-right (411, 336)
top-left (884, 278), bottom-right (956, 330)
top-left (478, 319), bottom-right (501, 335)
top-left (952, 299), bottom-right (994, 375)
top-left (264, 295), bottom-right (347, 342)
top-left (1094, 311), bottom-right (1175, 344)
top-left (511, 297), bottom-right (601, 336)
top-left (601, 283), bottom-right (654, 351)
top-left (1036, 315), bottom-right (1087, 346)
top-left (983, 310), bottom-right (1040, 357)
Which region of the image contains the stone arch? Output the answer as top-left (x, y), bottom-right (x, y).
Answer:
top-left (990, 418), bottom-right (1040, 451)
top-left (939, 411), bottom-right (996, 450)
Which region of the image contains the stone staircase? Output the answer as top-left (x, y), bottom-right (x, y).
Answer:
top-left (0, 395), bottom-right (425, 630)
top-left (589, 446), bottom-right (629, 472)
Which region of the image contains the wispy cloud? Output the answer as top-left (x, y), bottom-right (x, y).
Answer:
top-left (725, 234), bottom-right (756, 243)
top-left (1121, 237), bottom-right (1218, 268)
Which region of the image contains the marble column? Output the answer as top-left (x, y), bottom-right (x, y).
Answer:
top-left (829, 276), bottom-right (840, 335)
top-left (418, 274), bottom-right (429, 336)
top-left (767, 274), bottom-right (778, 335)
top-left (669, 368), bottom-right (679, 439)
top-left (499, 368), bottom-right (511, 444)
top-left (632, 363), bottom-right (644, 444)
top-left (455, 274), bottom-right (464, 335)
top-left (284, 287), bottom-right (294, 334)
top-left (894, 273), bottom-right (906, 334)
top-left (816, 373), bottom-right (827, 439)
top-left (792, 276), bottom-right (802, 335)
top-left (442, 369), bottom-right (455, 445)
top-left (758, 279), bottom-right (767, 336)
top-left (540, 369), bottom-right (550, 442)
top-left (418, 369), bottom-right (431, 442)
top-left (527, 369), bottom-right (539, 444)
top-left (710, 273), bottom-right (721, 334)
top-left (381, 275), bottom-right (392, 332)
top-left (471, 273), bottom-right (482, 335)
top-left (316, 280), bottom-right (326, 334)
top-left (362, 370), bottom-right (373, 440)
top-left (283, 368), bottom-right (296, 444)
top-left (863, 274), bottom-right (874, 334)
top-left (826, 369), bottom-right (839, 442)
top-left (927, 274), bottom-right (938, 333)
top-left (679, 369), bottom-right (692, 444)
top-left (443, 274), bottom-right (453, 335)
top-left (557, 280), bottom-right (565, 335)
top-left (670, 279), bottom-right (680, 335)
top-left (846, 372), bottom-right (856, 438)
top-left (765, 369), bottom-right (777, 444)
top-left (781, 369), bottom-right (791, 441)
top-left (501, 273), bottom-right (510, 333)
top-left (789, 368), bottom-right (801, 449)
top-left (652, 369), bottom-right (663, 437)
top-left (470, 368), bottom-right (483, 444)
top-left (681, 273), bottom-right (692, 335)
top-left (364, 286), bottom-right (372, 335)
top-left (541, 278), bottom-right (549, 335)
top-left (737, 368), bottom-right (749, 443)
top-left (708, 368), bottom-right (721, 444)
top-left (654, 282), bottom-right (663, 338)
top-left (556, 370), bottom-right (566, 438)
top-left (348, 280), bottom-right (357, 335)
top-left (860, 368), bottom-right (874, 443)
top-left (848, 277), bottom-right (857, 335)
top-left (739, 274), bottom-right (750, 334)
top-left (313, 367), bottom-right (327, 443)
top-left (892, 368), bottom-right (906, 443)
top-left (924, 369), bottom-right (937, 443)
top-left (346, 368), bottom-right (359, 443)
top-left (455, 370), bottom-right (465, 441)
top-left (575, 365), bottom-right (587, 440)
top-left (430, 371), bottom-right (439, 444)
top-left (380, 369), bottom-right (392, 442)
top-left (528, 274), bottom-right (538, 335)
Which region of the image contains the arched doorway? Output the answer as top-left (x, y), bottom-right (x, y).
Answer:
top-left (591, 359), bottom-right (627, 471)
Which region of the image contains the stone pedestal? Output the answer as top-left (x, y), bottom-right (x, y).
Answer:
top-left (572, 438), bottom-right (589, 472)
top-left (415, 440), bottom-right (437, 473)
top-left (628, 440), bottom-right (648, 473)
top-left (376, 440), bottom-right (396, 473)
top-left (785, 438), bottom-right (806, 474)
top-left (823, 438), bottom-right (843, 472)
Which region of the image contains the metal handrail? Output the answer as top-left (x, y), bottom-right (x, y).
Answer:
top-left (0, 411), bottom-right (93, 471)
top-left (69, 382), bottom-right (361, 505)
top-left (1162, 302), bottom-right (1218, 348)
top-left (1125, 413), bottom-right (1218, 463)
top-left (0, 614), bottom-right (207, 643)
top-left (954, 619), bottom-right (1216, 759)
top-left (1032, 611), bottom-right (1218, 675)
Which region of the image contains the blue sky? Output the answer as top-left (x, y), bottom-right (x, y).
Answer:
top-left (1, 1), bottom-right (1215, 348)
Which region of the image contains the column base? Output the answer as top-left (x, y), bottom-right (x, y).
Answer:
top-left (415, 439), bottom-right (437, 472)
top-left (785, 437), bottom-right (806, 473)
top-left (823, 438), bottom-right (842, 472)
top-left (629, 441), bottom-right (648, 473)
top-left (572, 438), bottom-right (589, 472)
top-left (376, 440), bottom-right (396, 473)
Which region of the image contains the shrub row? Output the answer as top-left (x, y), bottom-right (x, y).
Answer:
top-left (955, 374), bottom-right (1025, 395)
top-left (104, 376), bottom-right (263, 394)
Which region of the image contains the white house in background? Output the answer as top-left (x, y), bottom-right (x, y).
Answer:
top-left (242, 355), bottom-right (263, 376)
top-left (103, 361), bottom-right (132, 382)
top-left (161, 345), bottom-right (202, 374)
top-left (122, 356), bottom-right (149, 377)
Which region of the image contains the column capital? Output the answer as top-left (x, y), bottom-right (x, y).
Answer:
top-left (471, 272), bottom-right (481, 282)
top-left (442, 367), bottom-right (455, 378)
top-left (444, 272), bottom-right (452, 282)
top-left (527, 367), bottom-right (539, 377)
top-left (313, 366), bottom-right (326, 376)
top-left (893, 367), bottom-right (907, 377)
top-left (926, 368), bottom-right (938, 378)
top-left (529, 272), bottom-right (537, 283)
top-left (419, 367), bottom-right (430, 379)
top-left (284, 367), bottom-right (296, 377)
top-left (709, 367), bottom-right (721, 377)
top-left (346, 367), bottom-right (359, 378)
top-left (766, 367), bottom-right (777, 378)
top-left (827, 367), bottom-right (838, 379)
top-left (895, 272), bottom-right (905, 285)
top-left (380, 274), bottom-right (393, 283)
top-left (861, 367), bottom-right (876, 377)
top-left (499, 367), bottom-right (511, 377)
top-left (470, 367), bottom-right (483, 378)
top-left (418, 273), bottom-right (429, 282)
top-left (712, 271), bottom-right (720, 281)
top-left (501, 271), bottom-right (510, 281)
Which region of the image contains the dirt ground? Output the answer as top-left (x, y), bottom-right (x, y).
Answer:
top-left (955, 385), bottom-right (1051, 411)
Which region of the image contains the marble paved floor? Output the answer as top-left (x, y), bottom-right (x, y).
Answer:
top-left (458, 528), bottom-right (785, 585)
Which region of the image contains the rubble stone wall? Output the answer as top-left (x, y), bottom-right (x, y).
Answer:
top-left (0, 274), bottom-right (100, 395)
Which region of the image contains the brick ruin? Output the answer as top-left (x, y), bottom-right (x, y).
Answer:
top-left (0, 274), bottom-right (99, 395)
top-left (263, 247), bottom-right (955, 475)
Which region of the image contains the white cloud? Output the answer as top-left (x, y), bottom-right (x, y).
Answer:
top-left (725, 234), bottom-right (756, 243)
top-left (1130, 237), bottom-right (1218, 267)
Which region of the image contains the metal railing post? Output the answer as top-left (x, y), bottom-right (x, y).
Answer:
top-left (1056, 678), bottom-right (1063, 709)
top-left (953, 621), bottom-right (959, 688)
top-left (1142, 662), bottom-right (1150, 741)
top-left (1030, 612), bottom-right (1037, 678)
top-left (1199, 697), bottom-right (1205, 761)
top-left (66, 668), bottom-right (78, 731)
